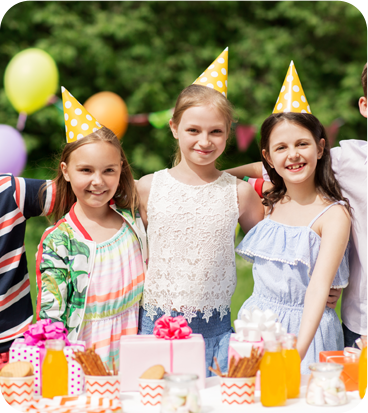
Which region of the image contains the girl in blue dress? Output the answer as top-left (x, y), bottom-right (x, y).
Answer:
top-left (236, 65), bottom-right (351, 374)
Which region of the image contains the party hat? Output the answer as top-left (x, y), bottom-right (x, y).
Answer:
top-left (193, 47), bottom-right (228, 97)
top-left (273, 61), bottom-right (311, 114)
top-left (62, 86), bottom-right (103, 143)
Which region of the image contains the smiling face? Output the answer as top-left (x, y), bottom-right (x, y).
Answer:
top-left (170, 104), bottom-right (228, 167)
top-left (61, 141), bottom-right (122, 212)
top-left (262, 120), bottom-right (325, 187)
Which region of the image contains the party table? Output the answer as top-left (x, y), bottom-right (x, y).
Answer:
top-left (119, 376), bottom-right (363, 413)
top-left (0, 376), bottom-right (368, 413)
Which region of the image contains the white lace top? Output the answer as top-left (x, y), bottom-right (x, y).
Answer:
top-left (142, 169), bottom-right (239, 322)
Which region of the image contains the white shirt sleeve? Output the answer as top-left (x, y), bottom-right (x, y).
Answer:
top-left (330, 146), bottom-right (342, 178)
top-left (262, 165), bottom-right (271, 181)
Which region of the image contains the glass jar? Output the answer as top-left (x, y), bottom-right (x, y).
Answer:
top-left (306, 363), bottom-right (347, 406)
top-left (282, 333), bottom-right (301, 399)
top-left (260, 340), bottom-right (287, 407)
top-left (359, 336), bottom-right (367, 399)
top-left (42, 339), bottom-right (68, 398)
top-left (160, 373), bottom-right (201, 413)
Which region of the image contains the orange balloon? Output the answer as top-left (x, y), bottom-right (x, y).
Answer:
top-left (84, 91), bottom-right (128, 139)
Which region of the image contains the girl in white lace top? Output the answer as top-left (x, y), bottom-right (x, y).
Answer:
top-left (136, 84), bottom-right (264, 375)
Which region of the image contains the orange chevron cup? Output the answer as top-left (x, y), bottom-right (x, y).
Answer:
top-left (138, 378), bottom-right (165, 406)
top-left (85, 374), bottom-right (120, 399)
top-left (0, 375), bottom-right (34, 406)
top-left (220, 376), bottom-right (256, 404)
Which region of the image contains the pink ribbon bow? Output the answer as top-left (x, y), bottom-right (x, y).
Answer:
top-left (23, 319), bottom-right (71, 348)
top-left (153, 315), bottom-right (192, 340)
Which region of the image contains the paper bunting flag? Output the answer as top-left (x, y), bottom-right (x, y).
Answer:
top-left (61, 86), bottom-right (103, 143)
top-left (193, 47), bottom-right (228, 97)
top-left (273, 61), bottom-right (311, 114)
top-left (148, 108), bottom-right (174, 129)
top-left (236, 125), bottom-right (256, 152)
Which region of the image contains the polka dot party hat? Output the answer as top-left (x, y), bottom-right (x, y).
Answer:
top-left (62, 86), bottom-right (103, 143)
top-left (273, 61), bottom-right (311, 114)
top-left (193, 47), bottom-right (228, 97)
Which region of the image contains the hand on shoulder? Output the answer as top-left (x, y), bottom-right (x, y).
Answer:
top-left (237, 179), bottom-right (264, 233)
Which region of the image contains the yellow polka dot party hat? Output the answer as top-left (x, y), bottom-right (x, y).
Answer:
top-left (193, 47), bottom-right (228, 97)
top-left (62, 86), bottom-right (103, 143)
top-left (273, 61), bottom-right (311, 114)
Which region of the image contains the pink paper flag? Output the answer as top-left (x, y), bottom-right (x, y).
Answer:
top-left (236, 125), bottom-right (256, 152)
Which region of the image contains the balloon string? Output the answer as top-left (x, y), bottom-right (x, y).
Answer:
top-left (16, 112), bottom-right (27, 131)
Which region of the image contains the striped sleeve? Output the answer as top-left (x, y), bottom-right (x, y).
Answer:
top-left (16, 178), bottom-right (56, 219)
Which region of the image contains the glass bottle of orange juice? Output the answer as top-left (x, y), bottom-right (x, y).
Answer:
top-left (359, 336), bottom-right (367, 399)
top-left (42, 339), bottom-right (68, 398)
top-left (260, 340), bottom-right (287, 407)
top-left (282, 333), bottom-right (301, 398)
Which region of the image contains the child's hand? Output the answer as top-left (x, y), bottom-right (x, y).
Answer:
top-left (326, 288), bottom-right (342, 309)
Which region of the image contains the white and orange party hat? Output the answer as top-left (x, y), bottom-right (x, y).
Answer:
top-left (273, 61), bottom-right (311, 114)
top-left (193, 47), bottom-right (228, 97)
top-left (62, 86), bottom-right (103, 143)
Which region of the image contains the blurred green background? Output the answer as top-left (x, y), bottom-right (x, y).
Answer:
top-left (1, 1), bottom-right (366, 325)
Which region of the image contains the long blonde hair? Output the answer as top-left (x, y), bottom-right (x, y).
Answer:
top-left (171, 84), bottom-right (236, 166)
top-left (40, 127), bottom-right (138, 222)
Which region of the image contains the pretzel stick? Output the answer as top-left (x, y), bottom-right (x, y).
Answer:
top-left (213, 357), bottom-right (223, 377)
top-left (209, 366), bottom-right (223, 377)
top-left (86, 349), bottom-right (106, 375)
top-left (104, 362), bottom-right (112, 376)
top-left (76, 351), bottom-right (99, 375)
top-left (72, 355), bottom-right (92, 376)
top-left (236, 358), bottom-right (249, 378)
top-left (228, 356), bottom-right (236, 377)
top-left (88, 348), bottom-right (107, 375)
top-left (112, 357), bottom-right (117, 376)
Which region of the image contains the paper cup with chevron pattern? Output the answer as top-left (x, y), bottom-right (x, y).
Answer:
top-left (138, 378), bottom-right (165, 406)
top-left (220, 376), bottom-right (256, 405)
top-left (85, 374), bottom-right (120, 399)
top-left (0, 375), bottom-right (34, 406)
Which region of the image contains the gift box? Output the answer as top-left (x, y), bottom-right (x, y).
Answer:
top-left (20, 395), bottom-right (122, 413)
top-left (319, 348), bottom-right (360, 391)
top-left (228, 334), bottom-right (264, 363)
top-left (0, 375), bottom-right (34, 406)
top-left (10, 338), bottom-right (85, 397)
top-left (120, 334), bottom-right (205, 391)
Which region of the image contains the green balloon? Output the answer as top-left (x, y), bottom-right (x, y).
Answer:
top-left (4, 48), bottom-right (59, 115)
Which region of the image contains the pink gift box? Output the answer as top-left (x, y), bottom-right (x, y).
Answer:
top-left (119, 334), bottom-right (206, 391)
top-left (228, 333), bottom-right (264, 364)
top-left (9, 338), bottom-right (85, 397)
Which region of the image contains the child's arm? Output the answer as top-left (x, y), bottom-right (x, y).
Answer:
top-left (17, 177), bottom-right (56, 218)
top-left (35, 233), bottom-right (69, 325)
top-left (297, 206), bottom-right (351, 360)
top-left (237, 180), bottom-right (264, 233)
top-left (225, 162), bottom-right (263, 180)
top-left (136, 174), bottom-right (154, 229)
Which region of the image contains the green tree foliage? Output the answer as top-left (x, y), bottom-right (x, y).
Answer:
top-left (0, 1), bottom-right (366, 178)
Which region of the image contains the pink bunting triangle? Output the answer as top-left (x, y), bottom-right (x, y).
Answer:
top-left (236, 125), bottom-right (256, 152)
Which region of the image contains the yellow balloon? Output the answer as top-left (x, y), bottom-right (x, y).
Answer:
top-left (4, 48), bottom-right (59, 115)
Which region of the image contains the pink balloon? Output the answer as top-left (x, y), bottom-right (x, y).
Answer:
top-left (0, 124), bottom-right (27, 175)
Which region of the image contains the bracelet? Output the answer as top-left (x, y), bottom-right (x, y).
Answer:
top-left (243, 176), bottom-right (264, 198)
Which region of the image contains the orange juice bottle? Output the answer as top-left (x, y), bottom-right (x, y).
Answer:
top-left (359, 336), bottom-right (367, 399)
top-left (282, 333), bottom-right (301, 398)
top-left (42, 339), bottom-right (68, 398)
top-left (260, 340), bottom-right (287, 407)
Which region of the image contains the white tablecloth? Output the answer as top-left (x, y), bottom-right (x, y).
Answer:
top-left (120, 375), bottom-right (364, 413)
top-left (0, 376), bottom-right (363, 412)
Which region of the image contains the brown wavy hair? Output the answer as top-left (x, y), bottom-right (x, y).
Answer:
top-left (171, 84), bottom-right (236, 166)
top-left (40, 126), bottom-right (139, 222)
top-left (260, 112), bottom-right (351, 214)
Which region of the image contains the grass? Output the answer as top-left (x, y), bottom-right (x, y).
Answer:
top-left (24, 218), bottom-right (341, 327)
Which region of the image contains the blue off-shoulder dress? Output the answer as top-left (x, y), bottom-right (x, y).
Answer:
top-left (235, 202), bottom-right (349, 374)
